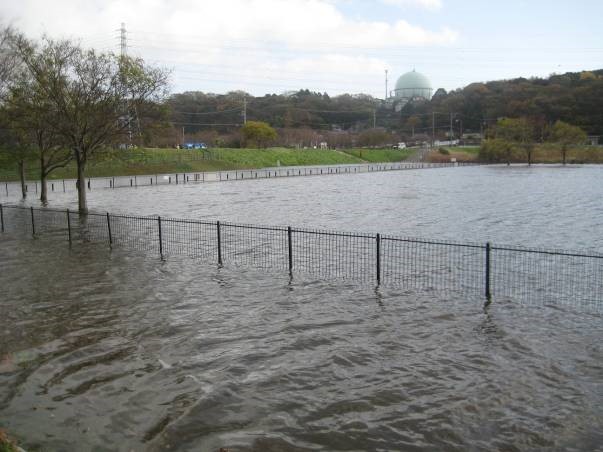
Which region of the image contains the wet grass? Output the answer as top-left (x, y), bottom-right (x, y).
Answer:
top-left (340, 148), bottom-right (413, 162)
top-left (0, 147), bottom-right (365, 181)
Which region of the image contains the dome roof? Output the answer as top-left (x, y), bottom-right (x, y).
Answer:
top-left (393, 70), bottom-right (432, 100)
top-left (395, 70), bottom-right (431, 90)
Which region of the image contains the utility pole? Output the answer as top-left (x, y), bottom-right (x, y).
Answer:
top-left (182, 126), bottom-right (185, 145)
top-left (432, 111), bottom-right (435, 148)
top-left (373, 109), bottom-right (376, 128)
top-left (243, 97), bottom-right (247, 125)
top-left (450, 112), bottom-right (453, 143)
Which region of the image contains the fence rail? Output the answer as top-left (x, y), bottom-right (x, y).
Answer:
top-left (1, 203), bottom-right (601, 305)
top-left (0, 161), bottom-right (476, 197)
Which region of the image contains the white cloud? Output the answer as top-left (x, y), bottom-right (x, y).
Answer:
top-left (0, 0), bottom-right (458, 95)
top-left (380, 0), bottom-right (443, 10)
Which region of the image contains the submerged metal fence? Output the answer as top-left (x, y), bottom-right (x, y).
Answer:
top-left (0, 162), bottom-right (476, 197)
top-left (1, 204), bottom-right (601, 304)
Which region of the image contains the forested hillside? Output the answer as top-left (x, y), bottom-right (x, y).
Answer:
top-left (163, 69), bottom-right (603, 147)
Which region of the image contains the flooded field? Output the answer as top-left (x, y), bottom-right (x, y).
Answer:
top-left (1, 237), bottom-right (602, 451)
top-left (1, 164), bottom-right (603, 451)
top-left (3, 164), bottom-right (603, 251)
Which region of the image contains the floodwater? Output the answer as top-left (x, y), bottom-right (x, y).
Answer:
top-left (4, 164), bottom-right (603, 251)
top-left (1, 237), bottom-right (602, 451)
top-left (1, 164), bottom-right (603, 451)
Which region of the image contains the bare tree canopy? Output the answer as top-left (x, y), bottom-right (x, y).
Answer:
top-left (12, 36), bottom-right (169, 211)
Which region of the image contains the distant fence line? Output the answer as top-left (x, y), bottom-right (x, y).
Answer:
top-left (1, 204), bottom-right (601, 305)
top-left (0, 161), bottom-right (476, 197)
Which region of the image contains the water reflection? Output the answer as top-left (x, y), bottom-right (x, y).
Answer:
top-left (5, 165), bottom-right (603, 251)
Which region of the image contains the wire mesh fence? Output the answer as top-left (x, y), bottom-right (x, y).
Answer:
top-left (1, 203), bottom-right (601, 305)
top-left (0, 162), bottom-right (477, 198)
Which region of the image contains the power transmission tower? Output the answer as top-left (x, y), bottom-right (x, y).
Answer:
top-left (116, 23), bottom-right (141, 145)
top-left (385, 69), bottom-right (388, 100)
top-left (119, 22), bottom-right (127, 57)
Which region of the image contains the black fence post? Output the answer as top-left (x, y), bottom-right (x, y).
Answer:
top-left (30, 206), bottom-right (35, 236)
top-left (485, 242), bottom-right (491, 299)
top-left (217, 221), bottom-right (222, 266)
top-left (106, 212), bottom-right (112, 247)
top-left (376, 233), bottom-right (381, 285)
top-left (66, 209), bottom-right (71, 244)
top-left (158, 216), bottom-right (163, 258)
top-left (288, 226), bottom-right (293, 275)
top-left (0, 204), bottom-right (4, 232)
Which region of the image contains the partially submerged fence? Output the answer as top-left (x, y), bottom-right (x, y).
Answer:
top-left (1, 204), bottom-right (601, 304)
top-left (0, 161), bottom-right (475, 197)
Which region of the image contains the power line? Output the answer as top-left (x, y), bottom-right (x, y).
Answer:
top-left (171, 107), bottom-right (243, 115)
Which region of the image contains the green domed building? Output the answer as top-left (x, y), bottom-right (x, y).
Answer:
top-left (388, 69), bottom-right (432, 111)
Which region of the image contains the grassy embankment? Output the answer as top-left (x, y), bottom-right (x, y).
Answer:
top-left (425, 145), bottom-right (603, 164)
top-left (0, 147), bottom-right (370, 181)
top-left (426, 146), bottom-right (480, 163)
top-left (0, 147), bottom-right (423, 181)
top-left (512, 144), bottom-right (603, 164)
top-left (340, 148), bottom-right (413, 162)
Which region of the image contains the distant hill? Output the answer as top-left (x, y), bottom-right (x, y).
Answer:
top-left (404, 69), bottom-right (603, 136)
top-left (166, 70), bottom-right (603, 139)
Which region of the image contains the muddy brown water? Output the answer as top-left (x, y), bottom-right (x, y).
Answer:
top-left (1, 164), bottom-right (603, 450)
top-left (0, 236), bottom-right (602, 451)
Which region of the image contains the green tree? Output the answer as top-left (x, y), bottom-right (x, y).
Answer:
top-left (495, 117), bottom-right (536, 165)
top-left (550, 120), bottom-right (587, 165)
top-left (241, 121), bottom-right (277, 148)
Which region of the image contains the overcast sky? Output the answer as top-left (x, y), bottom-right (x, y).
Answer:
top-left (2, 0), bottom-right (602, 97)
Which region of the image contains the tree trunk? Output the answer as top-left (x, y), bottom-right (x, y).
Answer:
top-left (40, 155), bottom-right (48, 204)
top-left (75, 153), bottom-right (87, 213)
top-left (18, 159), bottom-right (26, 199)
top-left (40, 172), bottom-right (48, 204)
top-left (562, 145), bottom-right (567, 165)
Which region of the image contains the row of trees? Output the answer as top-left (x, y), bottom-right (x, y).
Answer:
top-left (164, 69), bottom-right (603, 143)
top-left (0, 26), bottom-right (169, 211)
top-left (479, 118), bottom-right (587, 165)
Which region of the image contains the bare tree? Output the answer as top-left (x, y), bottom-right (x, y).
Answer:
top-left (16, 38), bottom-right (169, 212)
top-left (0, 25), bottom-right (32, 198)
top-left (0, 25), bottom-right (21, 98)
top-left (7, 78), bottom-right (72, 203)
